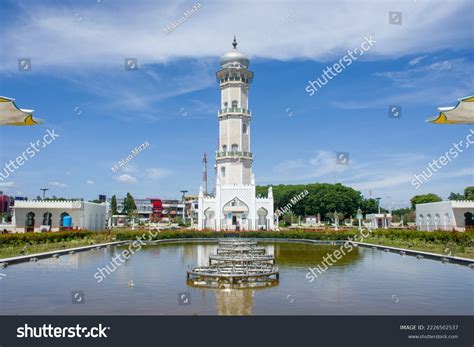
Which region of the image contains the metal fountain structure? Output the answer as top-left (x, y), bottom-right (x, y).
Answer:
top-left (186, 238), bottom-right (279, 289)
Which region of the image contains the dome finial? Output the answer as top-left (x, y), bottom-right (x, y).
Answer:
top-left (232, 35), bottom-right (237, 49)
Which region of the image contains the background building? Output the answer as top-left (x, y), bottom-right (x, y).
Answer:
top-left (106, 197), bottom-right (186, 226)
top-left (13, 200), bottom-right (106, 232)
top-left (365, 213), bottom-right (392, 229)
top-left (0, 191), bottom-right (10, 219)
top-left (416, 200), bottom-right (474, 231)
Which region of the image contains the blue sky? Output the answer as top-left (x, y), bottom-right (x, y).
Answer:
top-left (0, 0), bottom-right (473, 209)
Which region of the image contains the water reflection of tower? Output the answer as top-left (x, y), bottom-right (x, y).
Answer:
top-left (181, 244), bottom-right (219, 266)
top-left (196, 244), bottom-right (217, 266)
top-left (264, 245), bottom-right (274, 256)
top-left (215, 289), bottom-right (254, 315)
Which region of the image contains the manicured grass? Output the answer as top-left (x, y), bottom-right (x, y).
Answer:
top-left (0, 231), bottom-right (114, 259)
top-left (362, 237), bottom-right (474, 259)
top-left (1, 229), bottom-right (472, 260)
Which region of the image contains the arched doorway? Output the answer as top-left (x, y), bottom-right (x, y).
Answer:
top-left (434, 213), bottom-right (440, 231)
top-left (257, 208), bottom-right (268, 230)
top-left (204, 208), bottom-right (215, 229)
top-left (444, 213), bottom-right (451, 231)
top-left (222, 197), bottom-right (249, 230)
top-left (60, 212), bottom-right (70, 228)
top-left (465, 212), bottom-right (474, 230)
top-left (418, 214), bottom-right (424, 230)
top-left (25, 212), bottom-right (35, 232)
top-left (42, 212), bottom-right (52, 231)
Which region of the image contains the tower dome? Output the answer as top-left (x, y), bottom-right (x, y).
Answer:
top-left (219, 36), bottom-right (249, 69)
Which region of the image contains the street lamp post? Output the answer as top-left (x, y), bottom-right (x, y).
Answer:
top-left (40, 188), bottom-right (49, 200)
top-left (375, 197), bottom-right (381, 214)
top-left (180, 190), bottom-right (188, 224)
top-left (357, 207), bottom-right (363, 231)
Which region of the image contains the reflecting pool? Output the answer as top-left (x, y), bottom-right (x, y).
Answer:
top-left (0, 241), bottom-right (472, 315)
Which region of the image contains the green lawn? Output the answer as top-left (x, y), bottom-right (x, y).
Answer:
top-left (0, 232), bottom-right (115, 259)
top-left (361, 237), bottom-right (474, 259)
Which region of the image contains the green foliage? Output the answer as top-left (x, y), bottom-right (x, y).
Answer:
top-left (361, 198), bottom-right (379, 214)
top-left (391, 208), bottom-right (415, 223)
top-left (2, 230), bottom-right (471, 259)
top-left (448, 192), bottom-right (464, 201)
top-left (448, 186), bottom-right (474, 201)
top-left (410, 193), bottom-right (442, 209)
top-left (0, 231), bottom-right (94, 246)
top-left (111, 195), bottom-right (118, 215)
top-left (111, 229), bottom-right (472, 247)
top-left (464, 186), bottom-right (474, 200)
top-left (122, 192), bottom-right (137, 215)
top-left (44, 197), bottom-right (68, 201)
top-left (256, 183), bottom-right (377, 219)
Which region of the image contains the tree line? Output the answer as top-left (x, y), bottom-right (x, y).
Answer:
top-left (256, 184), bottom-right (474, 221)
top-left (256, 183), bottom-right (379, 220)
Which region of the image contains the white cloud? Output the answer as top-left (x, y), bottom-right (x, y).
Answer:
top-left (49, 181), bottom-right (67, 188)
top-left (0, 182), bottom-right (15, 188)
top-left (122, 164), bottom-right (138, 173)
top-left (262, 147), bottom-right (472, 203)
top-left (0, 1), bottom-right (471, 73)
top-left (374, 59), bottom-right (470, 89)
top-left (331, 58), bottom-right (473, 110)
top-left (86, 180), bottom-right (95, 185)
top-left (114, 174), bottom-right (137, 183)
top-left (146, 168), bottom-right (171, 180)
top-left (408, 56), bottom-right (426, 66)
top-left (270, 150), bottom-right (349, 182)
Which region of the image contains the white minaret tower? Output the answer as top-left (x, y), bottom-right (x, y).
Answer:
top-left (198, 37), bottom-right (274, 231)
top-left (216, 36), bottom-right (254, 185)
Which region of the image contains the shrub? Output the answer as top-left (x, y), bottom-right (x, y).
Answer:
top-left (0, 231), bottom-right (94, 246)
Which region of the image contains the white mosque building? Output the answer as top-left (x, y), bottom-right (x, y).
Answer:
top-left (198, 38), bottom-right (274, 231)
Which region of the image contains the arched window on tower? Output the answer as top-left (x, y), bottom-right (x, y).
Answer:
top-left (223, 102), bottom-right (228, 109)
top-left (231, 144), bottom-right (238, 152)
top-left (231, 100), bottom-right (238, 109)
top-left (242, 123), bottom-right (247, 134)
top-left (221, 166), bottom-right (226, 177)
top-left (222, 145), bottom-right (227, 152)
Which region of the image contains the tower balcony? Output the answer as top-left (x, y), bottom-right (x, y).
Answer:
top-left (216, 151), bottom-right (253, 159)
top-left (218, 76), bottom-right (252, 84)
top-left (218, 108), bottom-right (251, 117)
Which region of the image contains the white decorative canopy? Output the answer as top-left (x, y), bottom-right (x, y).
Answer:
top-left (0, 96), bottom-right (42, 126)
top-left (426, 95), bottom-right (474, 124)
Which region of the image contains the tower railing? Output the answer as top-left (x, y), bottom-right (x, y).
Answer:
top-left (218, 108), bottom-right (251, 115)
top-left (218, 76), bottom-right (253, 84)
top-left (216, 151), bottom-right (253, 159)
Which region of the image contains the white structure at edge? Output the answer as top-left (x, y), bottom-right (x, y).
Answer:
top-left (12, 200), bottom-right (106, 232)
top-left (198, 38), bottom-right (274, 231)
top-left (416, 200), bottom-right (474, 231)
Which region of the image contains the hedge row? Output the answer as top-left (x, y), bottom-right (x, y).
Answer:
top-left (1, 229), bottom-right (472, 247)
top-left (0, 231), bottom-right (95, 246)
top-left (113, 229), bottom-right (473, 246)
top-left (369, 229), bottom-right (473, 246)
